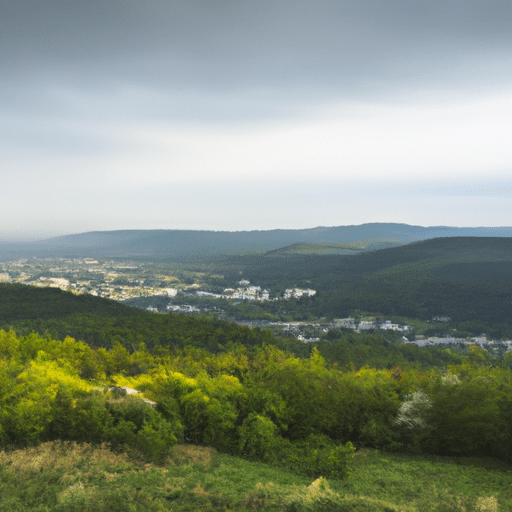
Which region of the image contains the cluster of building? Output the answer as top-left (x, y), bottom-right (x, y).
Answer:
top-left (193, 281), bottom-right (316, 302)
top-left (258, 317), bottom-right (411, 344)
top-left (331, 318), bottom-right (409, 332)
top-left (283, 288), bottom-right (317, 299)
top-left (195, 283), bottom-right (269, 301)
top-left (0, 259), bottom-right (316, 309)
top-left (0, 257), bottom-right (180, 301)
top-left (407, 335), bottom-right (512, 351)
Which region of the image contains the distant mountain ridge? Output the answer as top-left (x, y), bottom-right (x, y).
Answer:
top-left (1, 223), bottom-right (511, 260)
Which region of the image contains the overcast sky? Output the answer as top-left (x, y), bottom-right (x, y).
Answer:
top-left (2, 0), bottom-right (512, 240)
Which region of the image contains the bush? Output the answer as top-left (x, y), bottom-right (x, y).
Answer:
top-left (315, 442), bottom-right (355, 479)
top-left (135, 423), bottom-right (176, 464)
top-left (49, 390), bottom-right (111, 444)
top-left (274, 435), bottom-right (355, 480)
top-left (238, 413), bottom-right (278, 461)
top-left (105, 398), bottom-right (178, 463)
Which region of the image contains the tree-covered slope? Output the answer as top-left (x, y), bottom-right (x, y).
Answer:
top-left (2, 327), bottom-right (512, 477)
top-left (319, 237), bottom-right (512, 324)
top-left (0, 283), bottom-right (274, 351)
top-left (0, 283), bottom-right (466, 371)
top-left (222, 237), bottom-right (512, 328)
top-left (0, 283), bottom-right (138, 321)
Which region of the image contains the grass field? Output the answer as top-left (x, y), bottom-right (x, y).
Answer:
top-left (1, 441), bottom-right (510, 511)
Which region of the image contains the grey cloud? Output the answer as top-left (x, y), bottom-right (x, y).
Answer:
top-left (1, 120), bottom-right (123, 157)
top-left (2, 0), bottom-right (512, 145)
top-left (3, 0), bottom-right (511, 94)
top-left (2, 1), bottom-right (512, 237)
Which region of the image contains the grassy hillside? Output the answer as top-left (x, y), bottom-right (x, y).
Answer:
top-left (1, 441), bottom-right (509, 511)
top-left (263, 239), bottom-right (403, 256)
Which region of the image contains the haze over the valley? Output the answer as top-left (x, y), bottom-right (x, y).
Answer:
top-left (2, 1), bottom-right (512, 241)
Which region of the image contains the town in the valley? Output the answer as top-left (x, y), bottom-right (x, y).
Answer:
top-left (1, 257), bottom-right (510, 353)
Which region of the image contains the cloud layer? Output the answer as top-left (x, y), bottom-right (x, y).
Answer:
top-left (2, 1), bottom-right (512, 239)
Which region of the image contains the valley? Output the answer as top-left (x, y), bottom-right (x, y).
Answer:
top-left (2, 231), bottom-right (512, 347)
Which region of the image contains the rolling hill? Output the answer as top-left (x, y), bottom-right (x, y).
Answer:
top-left (0, 283), bottom-right (274, 351)
top-left (224, 237), bottom-right (512, 331)
top-left (2, 223), bottom-right (512, 261)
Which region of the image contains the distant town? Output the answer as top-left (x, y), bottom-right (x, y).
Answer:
top-left (0, 257), bottom-right (316, 302)
top-left (0, 257), bottom-right (180, 301)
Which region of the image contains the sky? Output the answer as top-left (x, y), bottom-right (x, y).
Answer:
top-left (2, 0), bottom-right (512, 240)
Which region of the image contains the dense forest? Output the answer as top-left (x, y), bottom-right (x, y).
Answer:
top-left (3, 325), bottom-right (512, 470)
top-left (0, 284), bottom-right (274, 352)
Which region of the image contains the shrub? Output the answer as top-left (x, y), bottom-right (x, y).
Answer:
top-left (105, 398), bottom-right (178, 463)
top-left (238, 413), bottom-right (278, 461)
top-left (274, 435), bottom-right (355, 480)
top-left (393, 390), bottom-right (432, 452)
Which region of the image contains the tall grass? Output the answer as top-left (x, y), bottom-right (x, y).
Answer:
top-left (1, 441), bottom-right (511, 511)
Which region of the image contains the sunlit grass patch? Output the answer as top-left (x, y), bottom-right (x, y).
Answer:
top-left (57, 481), bottom-right (87, 507)
top-left (250, 477), bottom-right (415, 512)
top-left (0, 442), bottom-right (174, 511)
top-left (1, 441), bottom-right (511, 511)
top-left (475, 496), bottom-right (499, 512)
top-left (0, 440), bottom-right (133, 472)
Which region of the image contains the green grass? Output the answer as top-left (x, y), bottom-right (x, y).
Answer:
top-left (1, 442), bottom-right (511, 511)
top-left (268, 242), bottom-right (370, 255)
top-left (334, 448), bottom-right (511, 511)
top-left (226, 242), bottom-right (370, 256)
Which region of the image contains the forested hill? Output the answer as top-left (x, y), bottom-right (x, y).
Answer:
top-left (2, 223), bottom-right (512, 260)
top-left (0, 283), bottom-right (138, 321)
top-left (322, 237), bottom-right (512, 329)
top-left (227, 237), bottom-right (512, 331)
top-left (317, 236), bottom-right (512, 281)
top-left (225, 236), bottom-right (512, 285)
top-left (0, 283), bottom-right (274, 351)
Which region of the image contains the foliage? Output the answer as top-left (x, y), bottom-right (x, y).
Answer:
top-left (273, 436), bottom-right (355, 480)
top-left (104, 398), bottom-right (178, 463)
top-left (3, 274), bottom-right (512, 481)
top-left (239, 412), bottom-right (278, 461)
